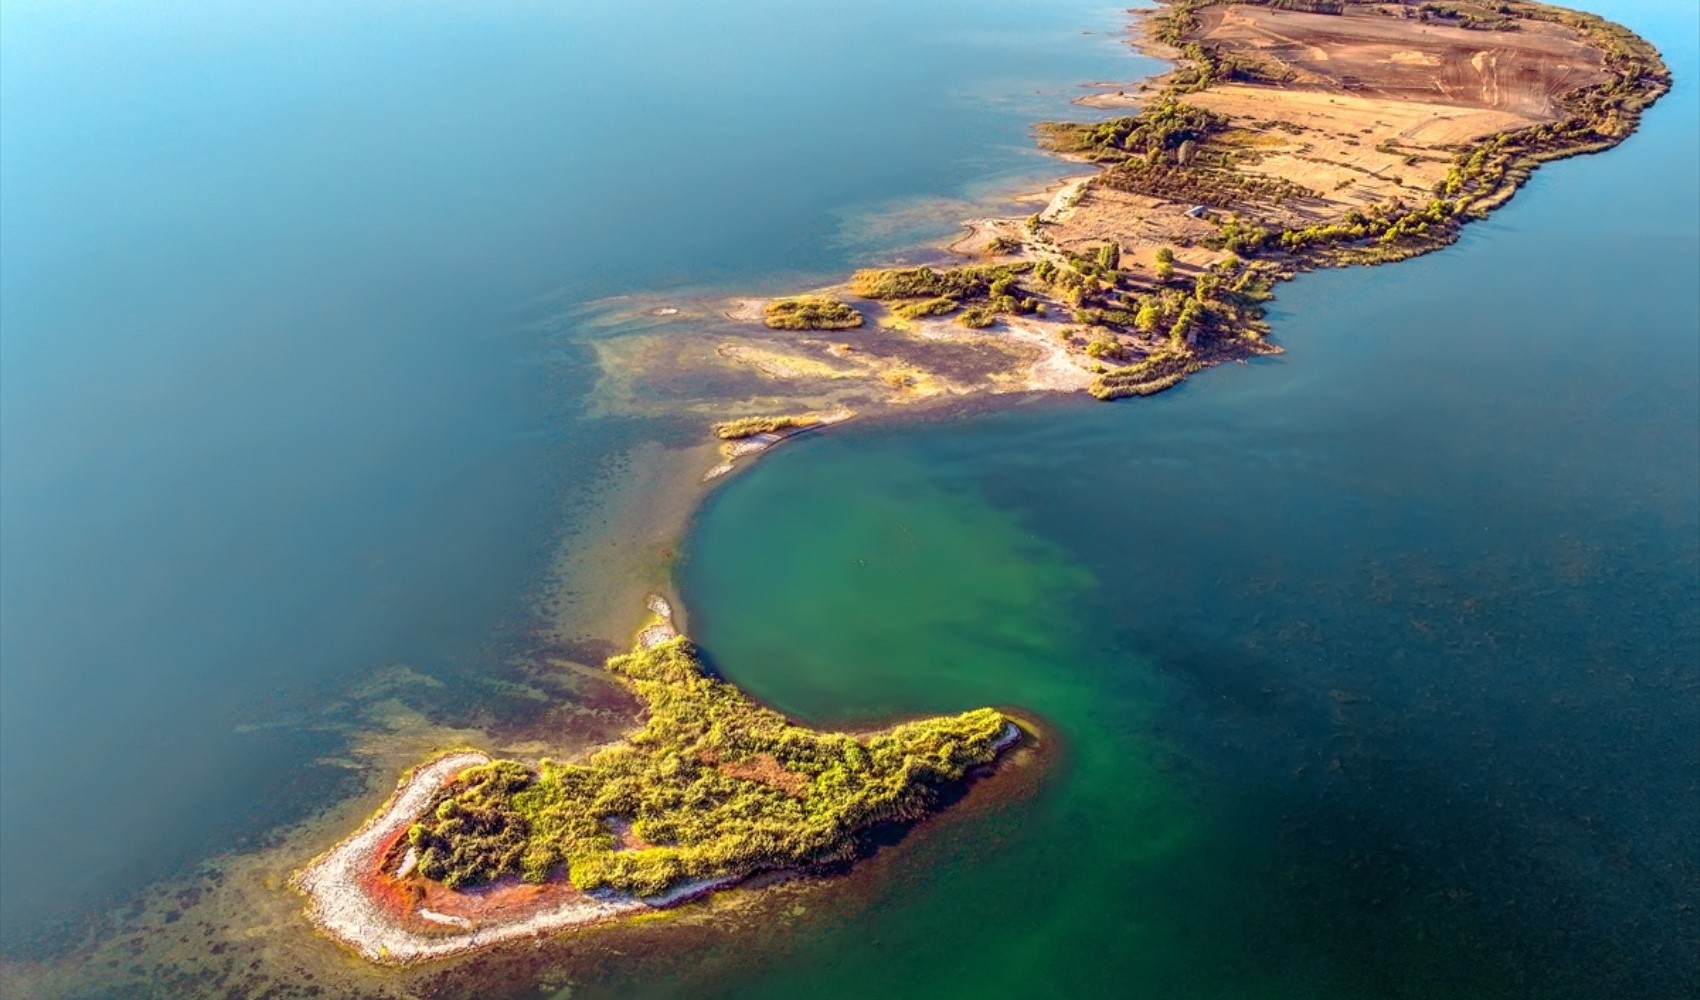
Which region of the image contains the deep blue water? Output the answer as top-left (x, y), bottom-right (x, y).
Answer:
top-left (0, 0), bottom-right (1144, 953)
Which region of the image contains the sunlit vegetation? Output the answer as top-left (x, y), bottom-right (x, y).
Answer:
top-left (1150, 1), bottom-right (1201, 45)
top-left (1417, 2), bottom-right (1519, 30)
top-left (408, 636), bottom-right (1013, 895)
top-left (1154, 247), bottom-right (1176, 283)
top-left (763, 297), bottom-right (864, 331)
top-left (1169, 41), bottom-right (1294, 92)
top-left (1089, 346), bottom-right (1200, 400)
top-left (1101, 156), bottom-right (1314, 208)
top-left (852, 264), bottom-right (1043, 326)
top-left (1038, 98), bottom-right (1227, 164)
top-left (849, 264), bottom-right (1029, 300)
top-left (893, 296), bottom-right (961, 320)
top-left (712, 414), bottom-right (821, 440)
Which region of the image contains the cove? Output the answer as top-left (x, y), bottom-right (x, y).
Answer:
top-left (675, 2), bottom-right (1699, 996)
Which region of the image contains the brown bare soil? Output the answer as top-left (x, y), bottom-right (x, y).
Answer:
top-left (1047, 2), bottom-right (1643, 286)
top-left (713, 752), bottom-right (810, 798)
top-left (1193, 5), bottom-right (1608, 117)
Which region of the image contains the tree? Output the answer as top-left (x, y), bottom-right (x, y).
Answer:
top-left (1135, 299), bottom-right (1162, 333)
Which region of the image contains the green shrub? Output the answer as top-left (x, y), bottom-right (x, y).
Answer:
top-left (763, 298), bottom-right (864, 331)
top-left (408, 637), bottom-right (1012, 895)
top-left (849, 264), bottom-right (1030, 301)
top-left (894, 297), bottom-right (960, 320)
top-left (712, 415), bottom-right (821, 440)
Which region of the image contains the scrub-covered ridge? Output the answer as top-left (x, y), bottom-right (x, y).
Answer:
top-left (407, 636), bottom-right (1012, 896)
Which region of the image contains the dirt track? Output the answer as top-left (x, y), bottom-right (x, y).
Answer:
top-left (1194, 5), bottom-right (1609, 118)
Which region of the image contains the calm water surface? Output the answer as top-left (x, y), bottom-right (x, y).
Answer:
top-left (1, 0), bottom-right (1694, 996)
top-left (0, 0), bottom-right (1141, 959)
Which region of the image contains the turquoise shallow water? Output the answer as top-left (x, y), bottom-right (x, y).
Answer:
top-left (674, 4), bottom-right (1700, 997)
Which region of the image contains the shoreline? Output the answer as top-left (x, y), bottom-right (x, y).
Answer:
top-left (294, 0), bottom-right (1670, 970)
top-left (291, 741), bottom-right (743, 966)
top-left (680, 0), bottom-right (1666, 413)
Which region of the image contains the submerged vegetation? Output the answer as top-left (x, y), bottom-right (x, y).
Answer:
top-left (764, 297), bottom-right (864, 330)
top-left (407, 636), bottom-right (1013, 896)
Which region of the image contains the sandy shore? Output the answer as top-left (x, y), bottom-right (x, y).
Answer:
top-left (292, 739), bottom-right (742, 966)
top-left (294, 725), bottom-right (1020, 968)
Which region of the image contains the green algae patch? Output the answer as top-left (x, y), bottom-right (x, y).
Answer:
top-left (406, 636), bottom-right (1012, 896)
top-left (763, 297), bottom-right (864, 330)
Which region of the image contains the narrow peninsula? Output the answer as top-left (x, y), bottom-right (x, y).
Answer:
top-left (297, 0), bottom-right (1668, 966)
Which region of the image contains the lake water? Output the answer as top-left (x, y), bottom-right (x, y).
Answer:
top-left (676, 2), bottom-right (1700, 997)
top-left (0, 0), bottom-right (1142, 970)
top-left (2, 0), bottom-right (1695, 997)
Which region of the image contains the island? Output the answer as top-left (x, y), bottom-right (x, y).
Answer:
top-left (295, 597), bottom-right (1019, 964)
top-left (297, 0), bottom-right (1667, 966)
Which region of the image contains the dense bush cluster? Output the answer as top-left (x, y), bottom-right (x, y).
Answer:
top-left (892, 296), bottom-right (961, 320)
top-left (408, 637), bottom-right (1012, 895)
top-left (1089, 347), bottom-right (1201, 400)
top-left (851, 264), bottom-right (1042, 326)
top-left (1038, 99), bottom-right (1227, 163)
top-left (711, 415), bottom-right (820, 439)
top-left (763, 298), bottom-right (864, 331)
top-left (849, 264), bottom-right (1029, 300)
top-left (1101, 156), bottom-right (1314, 209)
